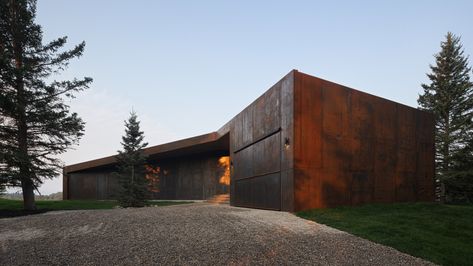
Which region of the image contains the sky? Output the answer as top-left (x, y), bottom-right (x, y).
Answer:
top-left (12, 0), bottom-right (473, 195)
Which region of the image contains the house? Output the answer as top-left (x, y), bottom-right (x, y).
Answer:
top-left (63, 70), bottom-right (435, 211)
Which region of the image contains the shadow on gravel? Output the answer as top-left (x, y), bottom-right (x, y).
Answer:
top-left (0, 209), bottom-right (52, 219)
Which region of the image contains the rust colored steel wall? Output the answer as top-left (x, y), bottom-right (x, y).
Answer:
top-left (230, 71), bottom-right (295, 211)
top-left (64, 69), bottom-right (434, 212)
top-left (66, 153), bottom-right (229, 200)
top-left (293, 72), bottom-right (435, 211)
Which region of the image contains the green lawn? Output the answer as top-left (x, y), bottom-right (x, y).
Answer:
top-left (0, 198), bottom-right (193, 218)
top-left (0, 198), bottom-right (118, 210)
top-left (297, 203), bottom-right (473, 265)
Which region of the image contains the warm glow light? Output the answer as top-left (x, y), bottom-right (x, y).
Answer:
top-left (145, 165), bottom-right (165, 193)
top-left (218, 156), bottom-right (230, 186)
top-left (284, 137), bottom-right (290, 149)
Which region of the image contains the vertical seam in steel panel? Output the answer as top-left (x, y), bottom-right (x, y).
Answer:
top-left (275, 83), bottom-right (282, 210)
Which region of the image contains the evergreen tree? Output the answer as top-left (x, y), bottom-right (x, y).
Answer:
top-left (114, 111), bottom-right (149, 207)
top-left (418, 32), bottom-right (473, 201)
top-left (445, 135), bottom-right (473, 203)
top-left (0, 0), bottom-right (92, 210)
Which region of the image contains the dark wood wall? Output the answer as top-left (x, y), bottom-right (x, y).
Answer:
top-left (65, 153), bottom-right (229, 200)
top-left (66, 167), bottom-right (118, 200)
top-left (230, 71), bottom-right (294, 211)
top-left (293, 72), bottom-right (435, 211)
top-left (149, 153), bottom-right (229, 200)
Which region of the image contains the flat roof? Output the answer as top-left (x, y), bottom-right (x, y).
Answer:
top-left (64, 131), bottom-right (229, 174)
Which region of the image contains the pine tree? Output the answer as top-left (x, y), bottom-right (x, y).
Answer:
top-left (0, 0), bottom-right (92, 210)
top-left (445, 135), bottom-right (473, 203)
top-left (114, 111), bottom-right (149, 207)
top-left (418, 32), bottom-right (473, 201)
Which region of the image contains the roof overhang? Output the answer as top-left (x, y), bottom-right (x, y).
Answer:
top-left (64, 131), bottom-right (229, 174)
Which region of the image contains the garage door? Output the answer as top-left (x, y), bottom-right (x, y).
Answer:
top-left (233, 130), bottom-right (281, 210)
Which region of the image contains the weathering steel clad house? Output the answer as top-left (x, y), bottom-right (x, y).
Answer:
top-left (63, 70), bottom-right (435, 212)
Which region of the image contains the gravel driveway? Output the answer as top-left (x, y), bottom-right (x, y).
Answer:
top-left (0, 203), bottom-right (432, 265)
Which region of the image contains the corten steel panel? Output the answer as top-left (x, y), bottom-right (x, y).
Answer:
top-left (243, 105), bottom-right (254, 147)
top-left (349, 91), bottom-right (376, 174)
top-left (293, 71), bottom-right (435, 211)
top-left (253, 173), bottom-right (281, 210)
top-left (397, 105), bottom-right (417, 149)
top-left (350, 137), bottom-right (375, 172)
top-left (350, 91), bottom-right (375, 141)
top-left (230, 105), bottom-right (254, 152)
top-left (415, 111), bottom-right (436, 201)
top-left (280, 72), bottom-right (295, 211)
top-left (351, 171), bottom-right (374, 205)
top-left (231, 113), bottom-right (244, 152)
top-left (280, 73), bottom-right (295, 170)
top-left (233, 132), bottom-right (281, 180)
top-left (253, 132), bottom-right (281, 176)
top-left (373, 98), bottom-right (398, 142)
top-left (373, 140), bottom-right (397, 203)
top-left (294, 167), bottom-right (320, 211)
top-left (234, 173), bottom-right (281, 210)
top-left (321, 87), bottom-right (351, 174)
top-left (232, 132), bottom-right (282, 209)
top-left (253, 86), bottom-right (281, 140)
top-left (229, 113), bottom-right (243, 206)
top-left (294, 75), bottom-right (323, 169)
top-left (229, 71), bottom-right (295, 210)
top-left (321, 84), bottom-right (350, 141)
top-left (395, 171), bottom-right (416, 202)
top-left (320, 168), bottom-right (352, 208)
top-left (293, 73), bottom-right (325, 211)
top-left (280, 169), bottom-right (294, 211)
top-left (233, 145), bottom-right (254, 180)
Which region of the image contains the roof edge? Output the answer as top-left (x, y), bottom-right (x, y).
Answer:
top-left (64, 131), bottom-right (224, 174)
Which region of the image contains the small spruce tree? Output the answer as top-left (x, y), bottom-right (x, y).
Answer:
top-left (114, 111), bottom-right (149, 207)
top-left (418, 32), bottom-right (473, 201)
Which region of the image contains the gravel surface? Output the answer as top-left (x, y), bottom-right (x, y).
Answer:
top-left (0, 203), bottom-right (433, 265)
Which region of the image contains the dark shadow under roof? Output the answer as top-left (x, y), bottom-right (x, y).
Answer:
top-left (65, 132), bottom-right (229, 174)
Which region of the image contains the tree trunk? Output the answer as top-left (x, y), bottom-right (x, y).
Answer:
top-left (18, 93), bottom-right (34, 210)
top-left (21, 179), bottom-right (36, 210)
top-left (11, 0), bottom-right (36, 211)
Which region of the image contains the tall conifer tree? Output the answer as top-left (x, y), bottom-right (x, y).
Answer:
top-left (418, 32), bottom-right (473, 200)
top-left (0, 0), bottom-right (92, 210)
top-left (114, 112), bottom-right (148, 207)
top-left (446, 136), bottom-right (473, 202)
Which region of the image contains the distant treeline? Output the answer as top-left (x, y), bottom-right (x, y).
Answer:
top-left (1, 192), bottom-right (63, 201)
